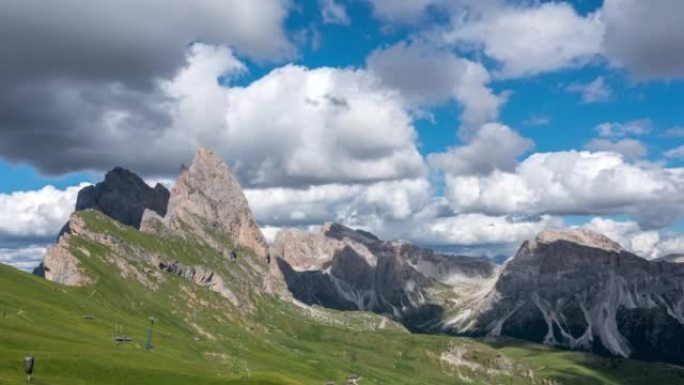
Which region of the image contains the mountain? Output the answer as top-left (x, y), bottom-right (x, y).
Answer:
top-left (449, 230), bottom-right (684, 364)
top-left (273, 223), bottom-right (498, 332)
top-left (141, 148), bottom-right (269, 259)
top-left (276, 226), bottom-right (684, 364)
top-left (4, 147), bottom-right (684, 384)
top-left (76, 166), bottom-right (170, 229)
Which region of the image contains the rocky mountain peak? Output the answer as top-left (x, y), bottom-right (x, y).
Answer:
top-left (534, 229), bottom-right (624, 252)
top-left (154, 147), bottom-right (268, 257)
top-left (75, 166), bottom-right (169, 229)
top-left (321, 222), bottom-right (380, 244)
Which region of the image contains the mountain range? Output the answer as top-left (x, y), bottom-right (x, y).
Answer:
top-left (5, 148), bottom-right (684, 384)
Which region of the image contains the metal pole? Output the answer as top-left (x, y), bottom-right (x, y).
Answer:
top-left (145, 317), bottom-right (155, 350)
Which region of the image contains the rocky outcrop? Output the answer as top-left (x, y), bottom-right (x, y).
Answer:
top-left (145, 148), bottom-right (268, 258)
top-left (273, 223), bottom-right (498, 332)
top-left (449, 229), bottom-right (684, 364)
top-left (159, 261), bottom-right (239, 306)
top-left (43, 214), bottom-right (93, 286)
top-left (75, 166), bottom-right (169, 229)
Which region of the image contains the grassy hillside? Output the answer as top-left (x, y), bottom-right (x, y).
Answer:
top-left (1, 211), bottom-right (683, 385)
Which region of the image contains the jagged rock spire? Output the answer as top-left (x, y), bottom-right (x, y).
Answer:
top-left (154, 148), bottom-right (269, 257)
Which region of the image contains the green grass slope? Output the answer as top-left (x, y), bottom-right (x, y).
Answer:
top-left (1, 211), bottom-right (683, 385)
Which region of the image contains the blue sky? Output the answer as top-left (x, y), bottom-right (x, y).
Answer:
top-left (1, 0), bottom-right (684, 269)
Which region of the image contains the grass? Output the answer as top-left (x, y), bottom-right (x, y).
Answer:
top-left (1, 210), bottom-right (683, 385)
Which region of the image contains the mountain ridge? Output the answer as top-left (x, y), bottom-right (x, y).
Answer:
top-left (32, 147), bottom-right (684, 374)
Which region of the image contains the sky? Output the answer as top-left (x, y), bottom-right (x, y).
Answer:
top-left (1, 0), bottom-right (684, 270)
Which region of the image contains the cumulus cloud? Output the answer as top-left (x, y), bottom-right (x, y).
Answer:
top-left (0, 184), bottom-right (89, 241)
top-left (394, 213), bottom-right (561, 248)
top-left (246, 179), bottom-right (560, 255)
top-left (582, 217), bottom-right (684, 259)
top-left (1, 44), bottom-right (425, 187)
top-left (441, 150), bottom-right (684, 229)
top-left (435, 1), bottom-right (684, 80)
top-left (566, 76), bottom-right (612, 103)
top-left (428, 123), bottom-right (533, 175)
top-left (367, 40), bottom-right (507, 133)
top-left (246, 178), bottom-right (433, 228)
top-left (446, 2), bottom-right (604, 77)
top-left (602, 0), bottom-right (684, 79)
top-left (0, 0), bottom-right (296, 177)
top-left (585, 138), bottom-right (647, 160)
top-left (219, 66), bottom-right (425, 187)
top-left (321, 0), bottom-right (350, 25)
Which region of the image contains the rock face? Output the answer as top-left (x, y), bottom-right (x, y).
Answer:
top-left (448, 229), bottom-right (684, 364)
top-left (43, 214), bottom-right (93, 286)
top-left (273, 223), bottom-right (498, 332)
top-left (75, 167), bottom-right (169, 229)
top-left (159, 261), bottom-right (239, 306)
top-left (147, 148), bottom-right (268, 258)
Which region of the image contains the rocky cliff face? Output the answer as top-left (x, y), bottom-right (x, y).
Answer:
top-left (446, 229), bottom-right (684, 364)
top-left (43, 167), bottom-right (170, 284)
top-left (43, 214), bottom-right (94, 286)
top-left (273, 223), bottom-right (498, 332)
top-left (75, 166), bottom-right (169, 229)
top-left (143, 148), bottom-right (268, 259)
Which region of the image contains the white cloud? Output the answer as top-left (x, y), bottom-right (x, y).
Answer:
top-left (46, 44), bottom-right (426, 187)
top-left (399, 213), bottom-right (562, 247)
top-left (596, 119), bottom-right (652, 138)
top-left (428, 123), bottom-right (533, 175)
top-left (585, 138), bottom-right (647, 160)
top-left (0, 183), bottom-right (89, 240)
top-left (247, 179), bottom-right (560, 255)
top-left (582, 218), bottom-right (659, 258)
top-left (442, 150), bottom-right (684, 229)
top-left (582, 217), bottom-right (684, 259)
top-left (566, 76), bottom-right (612, 103)
top-left (0, 246), bottom-right (46, 272)
top-left (246, 178), bottom-right (433, 228)
top-left (446, 2), bottom-right (604, 77)
top-left (602, 0), bottom-right (684, 79)
top-left (665, 145), bottom-right (684, 159)
top-left (218, 65), bottom-right (426, 187)
top-left (321, 0), bottom-right (350, 25)
top-left (365, 0), bottom-right (443, 23)
top-left (660, 235), bottom-right (684, 257)
top-left (367, 40), bottom-right (507, 133)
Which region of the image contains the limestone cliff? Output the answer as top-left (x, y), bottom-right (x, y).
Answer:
top-left (447, 229), bottom-right (684, 364)
top-left (273, 223), bottom-right (498, 332)
top-left (144, 148), bottom-right (268, 258)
